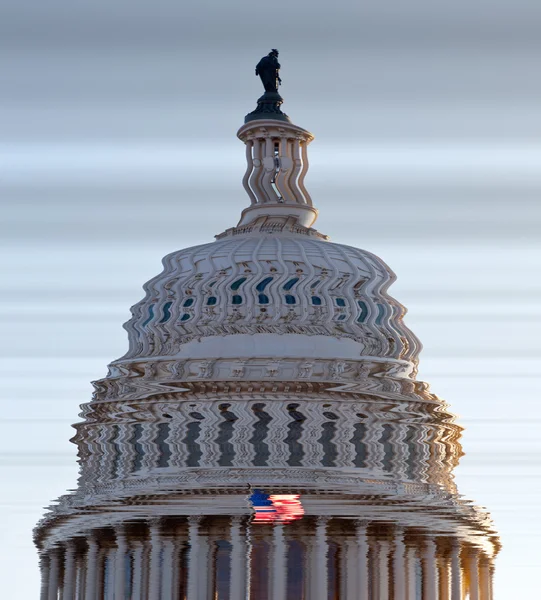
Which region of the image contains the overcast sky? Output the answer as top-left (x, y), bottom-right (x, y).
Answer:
top-left (1, 1), bottom-right (541, 597)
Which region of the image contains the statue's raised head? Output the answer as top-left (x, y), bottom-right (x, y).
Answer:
top-left (270, 48), bottom-right (279, 56)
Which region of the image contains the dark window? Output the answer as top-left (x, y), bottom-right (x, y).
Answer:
top-left (231, 277), bottom-right (247, 291)
top-left (380, 424), bottom-right (394, 472)
top-left (183, 298), bottom-right (194, 307)
top-left (319, 422), bottom-right (338, 467)
top-left (376, 304), bottom-right (386, 325)
top-left (311, 296), bottom-right (322, 305)
top-left (285, 294), bottom-right (296, 305)
top-left (232, 295), bottom-right (243, 305)
top-left (283, 277), bottom-right (299, 290)
top-left (142, 305), bottom-right (154, 327)
top-left (336, 298), bottom-right (346, 307)
top-left (357, 301), bottom-right (369, 323)
top-left (250, 403), bottom-right (271, 467)
top-left (156, 423), bottom-right (171, 468)
top-left (258, 294), bottom-right (269, 304)
top-left (180, 313), bottom-right (190, 322)
top-left (310, 280), bottom-right (320, 289)
top-left (132, 424), bottom-right (144, 472)
top-left (256, 277), bottom-right (273, 291)
top-left (337, 314), bottom-right (346, 320)
top-left (351, 422), bottom-right (367, 468)
top-left (207, 296), bottom-right (217, 305)
top-left (217, 405), bottom-right (238, 467)
top-left (159, 301), bottom-right (172, 323)
top-left (184, 422), bottom-right (202, 467)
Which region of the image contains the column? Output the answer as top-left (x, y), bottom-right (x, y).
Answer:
top-left (406, 547), bottom-right (417, 600)
top-left (345, 538), bottom-right (358, 600)
top-left (377, 540), bottom-right (390, 600)
top-left (271, 524), bottom-right (287, 600)
top-left (422, 537), bottom-right (438, 600)
top-left (161, 537), bottom-right (176, 600)
top-left (230, 517), bottom-right (247, 600)
top-left (40, 554), bottom-right (50, 600)
top-left (303, 533), bottom-right (316, 599)
top-left (393, 530), bottom-right (406, 600)
top-left (187, 516), bottom-right (206, 600)
top-left (48, 549), bottom-right (60, 600)
top-left (148, 521), bottom-right (163, 600)
top-left (114, 526), bottom-right (128, 600)
top-left (356, 521), bottom-right (370, 600)
top-left (314, 517), bottom-right (329, 600)
top-left (84, 536), bottom-right (99, 600)
top-left (450, 542), bottom-right (462, 600)
top-left (467, 549), bottom-right (480, 600)
top-left (439, 555), bottom-right (450, 600)
top-left (63, 541), bottom-right (77, 600)
top-left (131, 542), bottom-right (145, 600)
top-left (479, 555), bottom-right (492, 600)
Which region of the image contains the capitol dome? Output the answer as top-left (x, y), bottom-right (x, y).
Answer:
top-left (35, 65), bottom-right (498, 600)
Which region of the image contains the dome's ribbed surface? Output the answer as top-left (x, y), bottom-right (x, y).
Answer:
top-left (119, 235), bottom-right (421, 368)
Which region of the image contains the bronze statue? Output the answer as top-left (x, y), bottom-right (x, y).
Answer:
top-left (256, 49), bottom-right (282, 93)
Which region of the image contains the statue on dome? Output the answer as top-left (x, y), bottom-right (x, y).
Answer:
top-left (256, 49), bottom-right (282, 93)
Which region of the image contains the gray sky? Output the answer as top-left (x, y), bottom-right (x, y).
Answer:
top-left (2, 1), bottom-right (541, 596)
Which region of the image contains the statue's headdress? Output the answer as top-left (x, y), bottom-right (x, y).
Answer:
top-left (270, 48), bottom-right (279, 55)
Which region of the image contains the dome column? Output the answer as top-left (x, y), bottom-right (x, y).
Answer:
top-left (355, 521), bottom-right (370, 600)
top-left (114, 526), bottom-right (128, 600)
top-left (148, 520), bottom-right (163, 600)
top-left (467, 548), bottom-right (480, 600)
top-left (313, 517), bottom-right (329, 600)
top-left (479, 555), bottom-right (492, 600)
top-left (393, 529), bottom-right (407, 600)
top-left (130, 541), bottom-right (146, 600)
top-left (406, 546), bottom-right (418, 600)
top-left (84, 536), bottom-right (99, 600)
top-left (161, 536), bottom-right (176, 600)
top-left (422, 537), bottom-right (438, 600)
top-left (344, 537), bottom-right (358, 600)
top-left (39, 554), bottom-right (50, 600)
top-left (187, 516), bottom-right (209, 600)
top-left (376, 540), bottom-right (391, 600)
top-left (47, 548), bottom-right (61, 600)
top-left (229, 517), bottom-right (248, 600)
top-left (270, 523), bottom-right (287, 600)
top-left (62, 540), bottom-right (77, 599)
top-left (450, 542), bottom-right (462, 600)
top-left (439, 553), bottom-right (451, 600)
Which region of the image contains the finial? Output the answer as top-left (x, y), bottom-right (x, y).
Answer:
top-left (245, 49), bottom-right (290, 123)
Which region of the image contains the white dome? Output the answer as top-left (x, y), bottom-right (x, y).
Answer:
top-left (116, 232), bottom-right (421, 373)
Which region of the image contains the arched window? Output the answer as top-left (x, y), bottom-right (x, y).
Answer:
top-left (256, 277), bottom-right (273, 291)
top-left (183, 298), bottom-right (194, 307)
top-left (311, 296), bottom-right (322, 305)
top-left (256, 277), bottom-right (273, 304)
top-left (335, 298), bottom-right (346, 307)
top-left (207, 296), bottom-right (217, 306)
top-left (180, 313), bottom-right (191, 322)
top-left (142, 305), bottom-right (154, 327)
top-left (376, 303), bottom-right (386, 325)
top-left (159, 301), bottom-right (172, 323)
top-left (285, 294), bottom-right (296, 305)
top-left (357, 301), bottom-right (369, 323)
top-left (232, 295), bottom-right (243, 305)
top-left (283, 277), bottom-right (299, 290)
top-left (231, 277), bottom-right (247, 291)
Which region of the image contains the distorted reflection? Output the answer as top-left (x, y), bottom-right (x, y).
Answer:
top-left (35, 395), bottom-right (499, 599)
top-left (34, 70), bottom-right (498, 598)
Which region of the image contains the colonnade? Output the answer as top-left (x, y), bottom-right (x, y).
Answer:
top-left (78, 406), bottom-right (457, 488)
top-left (38, 516), bottom-right (494, 600)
